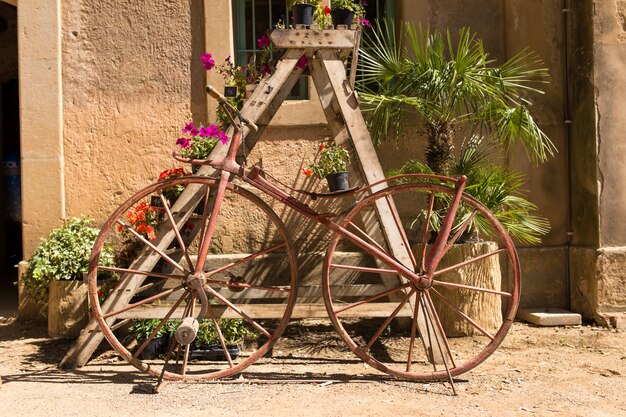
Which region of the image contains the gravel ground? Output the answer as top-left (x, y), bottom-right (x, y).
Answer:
top-left (0, 315), bottom-right (624, 417)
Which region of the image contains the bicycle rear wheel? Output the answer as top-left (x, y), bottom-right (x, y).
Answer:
top-left (88, 176), bottom-right (297, 381)
top-left (323, 181), bottom-right (520, 381)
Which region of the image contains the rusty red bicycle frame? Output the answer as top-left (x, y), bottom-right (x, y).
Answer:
top-left (175, 129), bottom-right (468, 291)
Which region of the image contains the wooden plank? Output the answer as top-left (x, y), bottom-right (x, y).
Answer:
top-left (115, 302), bottom-right (413, 320)
top-left (61, 50), bottom-right (305, 369)
top-left (270, 29), bottom-right (357, 50)
top-left (311, 50), bottom-right (449, 364)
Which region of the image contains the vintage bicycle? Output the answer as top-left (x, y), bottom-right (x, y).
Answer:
top-left (87, 85), bottom-right (520, 392)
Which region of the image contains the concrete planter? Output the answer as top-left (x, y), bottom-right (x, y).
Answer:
top-left (48, 280), bottom-right (89, 338)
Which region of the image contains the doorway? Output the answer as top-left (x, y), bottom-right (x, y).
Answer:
top-left (0, 2), bottom-right (20, 314)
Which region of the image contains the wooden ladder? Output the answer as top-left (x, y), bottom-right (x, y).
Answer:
top-left (61, 27), bottom-right (445, 369)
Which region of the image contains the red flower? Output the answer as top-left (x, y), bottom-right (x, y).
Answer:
top-left (146, 225), bottom-right (156, 240)
top-left (324, 5), bottom-right (331, 15)
top-left (97, 290), bottom-right (105, 298)
top-left (295, 55), bottom-right (308, 69)
top-left (302, 168), bottom-right (313, 176)
top-left (319, 144), bottom-right (325, 151)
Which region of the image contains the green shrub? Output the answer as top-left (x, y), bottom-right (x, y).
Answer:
top-left (21, 217), bottom-right (115, 311)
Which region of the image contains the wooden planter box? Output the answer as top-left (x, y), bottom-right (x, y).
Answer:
top-left (48, 280), bottom-right (89, 338)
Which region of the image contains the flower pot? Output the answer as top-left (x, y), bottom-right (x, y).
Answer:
top-left (189, 344), bottom-right (240, 361)
top-left (292, 3), bottom-right (315, 27)
top-left (136, 336), bottom-right (169, 360)
top-left (48, 280), bottom-right (89, 338)
top-left (325, 171), bottom-right (349, 192)
top-left (331, 9), bottom-right (354, 27)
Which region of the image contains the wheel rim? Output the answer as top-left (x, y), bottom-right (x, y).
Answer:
top-left (88, 176), bottom-right (297, 381)
top-left (322, 182), bottom-right (520, 381)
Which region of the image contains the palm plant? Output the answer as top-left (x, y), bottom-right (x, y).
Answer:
top-left (388, 137), bottom-right (551, 244)
top-left (358, 21), bottom-right (556, 175)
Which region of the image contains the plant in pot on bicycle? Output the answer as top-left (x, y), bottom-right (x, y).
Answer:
top-left (303, 142), bottom-right (351, 192)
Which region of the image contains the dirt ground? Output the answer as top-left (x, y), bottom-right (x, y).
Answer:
top-left (0, 314), bottom-right (624, 417)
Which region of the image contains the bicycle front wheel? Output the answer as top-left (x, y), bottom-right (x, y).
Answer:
top-left (88, 176), bottom-right (298, 381)
top-left (323, 182), bottom-right (520, 381)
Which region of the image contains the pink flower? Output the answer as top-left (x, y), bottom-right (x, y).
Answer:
top-left (357, 18), bottom-right (372, 28)
top-left (182, 122), bottom-right (195, 133)
top-left (219, 132), bottom-right (229, 144)
top-left (295, 55), bottom-right (308, 70)
top-left (257, 35), bottom-right (271, 48)
top-left (189, 128), bottom-right (200, 137)
top-left (200, 125), bottom-right (219, 138)
top-left (176, 137), bottom-right (191, 149)
top-left (201, 52), bottom-right (215, 70)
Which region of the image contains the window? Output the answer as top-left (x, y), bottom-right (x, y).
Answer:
top-left (231, 1), bottom-right (394, 100)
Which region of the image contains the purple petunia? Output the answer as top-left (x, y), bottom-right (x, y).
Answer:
top-left (219, 131), bottom-right (229, 145)
top-left (176, 137), bottom-right (191, 149)
top-left (200, 125), bottom-right (219, 138)
top-left (357, 18), bottom-right (372, 28)
top-left (257, 35), bottom-right (271, 48)
top-left (201, 52), bottom-right (215, 70)
top-left (182, 122), bottom-right (195, 133)
top-left (189, 128), bottom-right (200, 137)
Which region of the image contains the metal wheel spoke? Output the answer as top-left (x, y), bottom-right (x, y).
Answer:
top-left (116, 220), bottom-right (188, 274)
top-left (329, 263), bottom-right (398, 276)
top-left (406, 294), bottom-right (421, 372)
top-left (334, 282), bottom-right (413, 315)
top-left (159, 193), bottom-right (195, 271)
top-left (445, 210), bottom-right (477, 249)
top-left (203, 284), bottom-right (271, 338)
top-left (423, 292), bottom-right (456, 369)
top-left (180, 292), bottom-right (197, 375)
top-left (103, 284), bottom-right (185, 319)
top-left (347, 221), bottom-right (388, 254)
top-left (364, 289), bottom-right (416, 352)
top-left (197, 185), bottom-right (212, 252)
top-left (211, 318), bottom-right (235, 367)
top-left (204, 243), bottom-right (288, 277)
top-left (431, 248), bottom-right (507, 278)
top-left (97, 265), bottom-right (182, 281)
top-left (385, 195), bottom-right (417, 269)
top-left (423, 292), bottom-right (457, 394)
top-left (133, 291), bottom-right (187, 359)
top-left (420, 192), bottom-right (436, 272)
top-left (431, 288), bottom-right (495, 340)
top-left (431, 279), bottom-right (511, 297)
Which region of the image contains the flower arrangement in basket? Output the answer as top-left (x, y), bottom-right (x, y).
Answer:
top-left (175, 122), bottom-right (230, 161)
top-left (303, 142), bottom-right (351, 191)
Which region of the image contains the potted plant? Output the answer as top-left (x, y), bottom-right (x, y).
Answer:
top-left (330, 0), bottom-right (365, 27)
top-left (190, 319), bottom-right (257, 360)
top-left (289, 0), bottom-right (320, 27)
top-left (128, 319), bottom-right (179, 359)
top-left (175, 122), bottom-right (230, 166)
top-left (21, 217), bottom-right (115, 337)
top-left (303, 142), bottom-right (351, 192)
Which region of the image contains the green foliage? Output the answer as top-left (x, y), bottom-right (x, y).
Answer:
top-left (288, 0), bottom-right (320, 7)
top-left (331, 0), bottom-right (365, 16)
top-left (128, 318), bottom-right (257, 347)
top-left (22, 216), bottom-right (115, 307)
top-left (308, 143), bottom-right (350, 179)
top-left (359, 21), bottom-right (556, 172)
top-left (128, 319), bottom-right (178, 341)
top-left (194, 319), bottom-right (258, 347)
top-left (388, 138), bottom-right (551, 244)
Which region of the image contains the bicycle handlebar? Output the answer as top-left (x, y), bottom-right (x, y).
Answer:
top-left (206, 85), bottom-right (259, 132)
